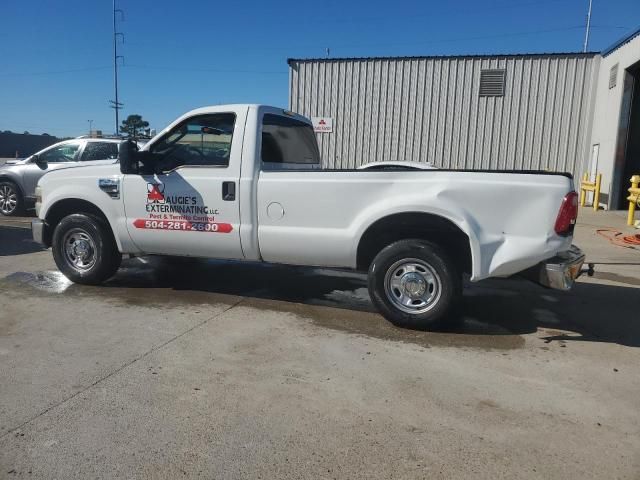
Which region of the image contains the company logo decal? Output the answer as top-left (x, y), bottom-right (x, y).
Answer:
top-left (134, 183), bottom-right (232, 234)
top-left (146, 183), bottom-right (165, 203)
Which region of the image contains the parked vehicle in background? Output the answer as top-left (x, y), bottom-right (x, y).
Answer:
top-left (357, 161), bottom-right (436, 171)
top-left (32, 104), bottom-right (584, 329)
top-left (0, 138), bottom-right (123, 216)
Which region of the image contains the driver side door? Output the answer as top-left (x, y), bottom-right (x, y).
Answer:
top-left (122, 109), bottom-right (245, 259)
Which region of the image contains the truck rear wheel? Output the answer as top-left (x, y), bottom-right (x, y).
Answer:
top-left (367, 239), bottom-right (461, 330)
top-left (52, 213), bottom-right (122, 285)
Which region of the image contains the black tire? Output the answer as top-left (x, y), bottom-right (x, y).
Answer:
top-left (367, 239), bottom-right (462, 330)
top-left (52, 213), bottom-right (122, 285)
top-left (0, 180), bottom-right (24, 216)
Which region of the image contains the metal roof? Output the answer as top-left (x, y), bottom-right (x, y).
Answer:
top-left (601, 26), bottom-right (640, 57)
top-left (287, 52), bottom-right (598, 65)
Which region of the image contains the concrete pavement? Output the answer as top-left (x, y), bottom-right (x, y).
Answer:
top-left (0, 211), bottom-right (639, 479)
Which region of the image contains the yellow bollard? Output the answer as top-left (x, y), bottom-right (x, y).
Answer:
top-left (580, 172), bottom-right (588, 206)
top-left (628, 175), bottom-right (640, 226)
top-left (579, 172), bottom-right (601, 210)
top-left (593, 173), bottom-right (602, 211)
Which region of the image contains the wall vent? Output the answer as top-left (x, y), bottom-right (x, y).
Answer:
top-left (479, 69), bottom-right (506, 96)
top-left (609, 63), bottom-right (618, 89)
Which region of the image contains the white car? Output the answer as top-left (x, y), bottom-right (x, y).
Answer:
top-left (32, 104), bottom-right (584, 329)
top-left (0, 138), bottom-right (123, 216)
top-left (358, 161), bottom-right (436, 170)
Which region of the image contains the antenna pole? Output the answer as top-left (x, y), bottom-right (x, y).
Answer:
top-left (583, 0), bottom-right (593, 52)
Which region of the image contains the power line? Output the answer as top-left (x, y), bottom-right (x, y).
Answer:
top-left (309, 0), bottom-right (573, 26)
top-left (123, 64), bottom-right (288, 75)
top-left (308, 25), bottom-right (595, 51)
top-left (0, 66), bottom-right (111, 77)
top-left (0, 122), bottom-right (90, 136)
top-left (124, 24), bottom-right (631, 56)
top-left (0, 64), bottom-right (289, 78)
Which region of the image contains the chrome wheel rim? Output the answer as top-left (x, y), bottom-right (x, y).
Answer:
top-left (62, 228), bottom-right (97, 271)
top-left (0, 185), bottom-right (18, 215)
top-left (384, 258), bottom-right (442, 314)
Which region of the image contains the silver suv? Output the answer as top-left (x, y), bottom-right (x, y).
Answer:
top-left (0, 138), bottom-right (123, 216)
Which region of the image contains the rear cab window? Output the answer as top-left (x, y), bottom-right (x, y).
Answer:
top-left (261, 114), bottom-right (320, 170)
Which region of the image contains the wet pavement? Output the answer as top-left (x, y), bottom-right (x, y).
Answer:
top-left (1, 222), bottom-right (639, 478)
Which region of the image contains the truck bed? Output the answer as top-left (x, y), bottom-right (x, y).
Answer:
top-left (256, 169), bottom-right (574, 280)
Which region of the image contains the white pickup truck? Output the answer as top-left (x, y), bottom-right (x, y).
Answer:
top-left (32, 104), bottom-right (584, 329)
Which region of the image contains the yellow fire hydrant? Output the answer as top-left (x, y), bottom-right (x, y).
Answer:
top-left (628, 175), bottom-right (640, 226)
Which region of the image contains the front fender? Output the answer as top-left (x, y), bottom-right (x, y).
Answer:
top-left (39, 183), bottom-right (139, 254)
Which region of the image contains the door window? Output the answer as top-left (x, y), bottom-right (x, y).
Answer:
top-left (81, 142), bottom-right (119, 161)
top-left (149, 113), bottom-right (236, 171)
top-left (39, 143), bottom-right (80, 163)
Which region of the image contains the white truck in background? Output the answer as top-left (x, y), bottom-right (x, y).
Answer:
top-left (32, 104), bottom-right (584, 329)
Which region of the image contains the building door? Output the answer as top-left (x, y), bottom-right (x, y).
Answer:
top-left (612, 61), bottom-right (640, 209)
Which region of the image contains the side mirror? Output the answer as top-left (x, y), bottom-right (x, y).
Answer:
top-left (32, 154), bottom-right (48, 170)
top-left (119, 139), bottom-right (139, 174)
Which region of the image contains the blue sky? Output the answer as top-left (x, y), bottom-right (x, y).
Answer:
top-left (1, 0), bottom-right (638, 137)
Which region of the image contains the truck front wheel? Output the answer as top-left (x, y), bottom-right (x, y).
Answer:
top-left (367, 240), bottom-right (461, 330)
top-left (52, 213), bottom-right (122, 285)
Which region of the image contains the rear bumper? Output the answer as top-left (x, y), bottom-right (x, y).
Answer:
top-left (31, 218), bottom-right (45, 245)
top-left (535, 245), bottom-right (585, 291)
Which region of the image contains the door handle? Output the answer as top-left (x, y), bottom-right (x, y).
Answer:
top-left (222, 181), bottom-right (236, 201)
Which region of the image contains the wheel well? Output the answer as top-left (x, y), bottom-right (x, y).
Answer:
top-left (356, 212), bottom-right (472, 274)
top-left (0, 176), bottom-right (24, 197)
top-left (43, 199), bottom-right (113, 247)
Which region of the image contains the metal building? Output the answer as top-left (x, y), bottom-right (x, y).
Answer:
top-left (588, 28), bottom-right (640, 209)
top-left (288, 53), bottom-right (598, 174)
top-left (288, 27), bottom-right (640, 209)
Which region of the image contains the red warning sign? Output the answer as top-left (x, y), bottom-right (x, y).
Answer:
top-left (311, 116), bottom-right (333, 133)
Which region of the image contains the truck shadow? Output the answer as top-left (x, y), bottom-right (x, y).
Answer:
top-left (100, 256), bottom-right (640, 348)
top-left (2, 225), bottom-right (638, 348)
top-left (0, 226), bottom-right (46, 256)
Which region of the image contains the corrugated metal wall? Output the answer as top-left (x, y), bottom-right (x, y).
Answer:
top-left (288, 54), bottom-right (598, 175)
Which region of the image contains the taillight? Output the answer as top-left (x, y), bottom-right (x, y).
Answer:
top-left (554, 191), bottom-right (579, 236)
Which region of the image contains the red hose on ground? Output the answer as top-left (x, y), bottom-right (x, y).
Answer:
top-left (596, 229), bottom-right (640, 249)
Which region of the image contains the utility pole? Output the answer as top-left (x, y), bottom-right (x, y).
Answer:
top-left (583, 0), bottom-right (593, 53)
top-left (111, 0), bottom-right (125, 135)
top-left (88, 119), bottom-right (93, 136)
